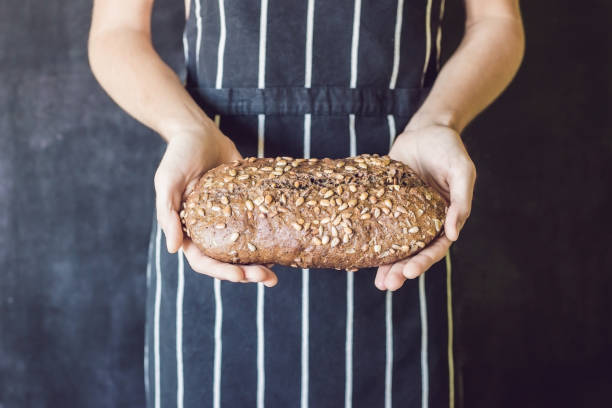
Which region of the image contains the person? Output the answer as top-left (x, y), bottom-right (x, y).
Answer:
top-left (89, 0), bottom-right (524, 406)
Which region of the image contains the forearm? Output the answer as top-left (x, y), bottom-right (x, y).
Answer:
top-left (409, 12), bottom-right (525, 133)
top-left (88, 28), bottom-right (212, 141)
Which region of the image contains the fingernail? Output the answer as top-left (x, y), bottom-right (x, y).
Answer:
top-left (263, 276), bottom-right (278, 287)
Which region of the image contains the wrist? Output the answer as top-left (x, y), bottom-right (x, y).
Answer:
top-left (404, 109), bottom-right (461, 133)
top-left (158, 113), bottom-right (217, 143)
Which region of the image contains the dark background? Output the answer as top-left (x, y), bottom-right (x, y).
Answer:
top-left (1, 0), bottom-right (610, 407)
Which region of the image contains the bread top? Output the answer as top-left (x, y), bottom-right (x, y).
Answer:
top-left (181, 154), bottom-right (448, 270)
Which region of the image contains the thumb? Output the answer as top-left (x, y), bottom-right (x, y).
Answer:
top-left (154, 160), bottom-right (185, 254)
top-left (445, 161), bottom-right (476, 241)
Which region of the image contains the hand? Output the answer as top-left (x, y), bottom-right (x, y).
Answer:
top-left (154, 124), bottom-right (278, 287)
top-left (375, 124), bottom-right (476, 291)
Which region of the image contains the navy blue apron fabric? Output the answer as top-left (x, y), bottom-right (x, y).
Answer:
top-left (145, 1), bottom-right (456, 407)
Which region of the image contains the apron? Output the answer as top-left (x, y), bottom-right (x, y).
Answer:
top-left (145, 1), bottom-right (456, 407)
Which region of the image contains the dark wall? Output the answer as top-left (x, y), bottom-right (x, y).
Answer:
top-left (1, 1), bottom-right (610, 407)
top-left (0, 0), bottom-right (183, 406)
top-left (444, 1), bottom-right (612, 406)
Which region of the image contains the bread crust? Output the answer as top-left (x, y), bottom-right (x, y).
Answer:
top-left (181, 154), bottom-right (447, 270)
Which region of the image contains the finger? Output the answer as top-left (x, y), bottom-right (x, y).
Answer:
top-left (242, 265), bottom-right (279, 287)
top-left (182, 240), bottom-right (245, 282)
top-left (384, 260), bottom-right (409, 291)
top-left (445, 161), bottom-right (476, 241)
top-left (154, 162), bottom-right (185, 254)
top-left (375, 265), bottom-right (392, 290)
top-left (402, 236), bottom-right (452, 279)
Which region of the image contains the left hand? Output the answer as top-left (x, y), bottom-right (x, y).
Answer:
top-left (374, 124), bottom-right (476, 291)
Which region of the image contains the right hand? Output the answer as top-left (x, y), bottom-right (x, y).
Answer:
top-left (154, 123), bottom-right (278, 287)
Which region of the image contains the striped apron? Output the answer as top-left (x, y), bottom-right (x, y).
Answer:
top-left (145, 1), bottom-right (456, 407)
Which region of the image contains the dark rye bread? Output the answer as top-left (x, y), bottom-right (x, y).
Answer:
top-left (180, 154), bottom-right (448, 270)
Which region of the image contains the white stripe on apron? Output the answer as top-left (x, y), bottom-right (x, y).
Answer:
top-left (346, 1), bottom-right (362, 407)
top-left (436, 0), bottom-right (446, 70)
top-left (421, 0), bottom-right (433, 87)
top-left (154, 224), bottom-right (162, 408)
top-left (144, 228), bottom-right (153, 403)
top-left (420, 273), bottom-right (429, 408)
top-left (346, 115), bottom-right (356, 408)
top-left (194, 0), bottom-right (203, 78)
top-left (301, 2), bottom-right (315, 408)
top-left (420, 2), bottom-right (433, 406)
top-left (384, 2), bottom-right (405, 405)
top-left (446, 252), bottom-right (454, 408)
top-left (212, 2), bottom-right (227, 406)
top-left (213, 278), bottom-right (223, 408)
top-left (384, 289), bottom-right (394, 408)
top-left (176, 250), bottom-right (185, 408)
top-left (436, 5), bottom-right (454, 406)
top-left (256, 3), bottom-right (269, 408)
top-left (215, 0), bottom-right (227, 90)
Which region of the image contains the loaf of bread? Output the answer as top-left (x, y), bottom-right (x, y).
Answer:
top-left (180, 154), bottom-right (447, 270)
